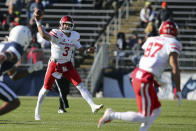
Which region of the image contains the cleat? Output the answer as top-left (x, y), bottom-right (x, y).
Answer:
top-left (92, 104), bottom-right (104, 114)
top-left (98, 108), bottom-right (113, 128)
top-left (35, 107), bottom-right (41, 120)
top-left (35, 114), bottom-right (41, 120)
top-left (58, 108), bottom-right (67, 114)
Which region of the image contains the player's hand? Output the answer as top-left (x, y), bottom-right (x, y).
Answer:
top-left (28, 61), bottom-right (43, 73)
top-left (87, 47), bottom-right (96, 53)
top-left (33, 8), bottom-right (43, 22)
top-left (174, 91), bottom-right (182, 106)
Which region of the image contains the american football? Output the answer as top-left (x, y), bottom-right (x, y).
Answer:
top-left (35, 9), bottom-right (43, 17)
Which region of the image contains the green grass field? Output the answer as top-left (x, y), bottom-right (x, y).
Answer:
top-left (0, 97), bottom-right (196, 131)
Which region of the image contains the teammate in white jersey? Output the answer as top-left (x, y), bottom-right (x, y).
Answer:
top-left (98, 21), bottom-right (182, 131)
top-left (33, 9), bottom-right (103, 120)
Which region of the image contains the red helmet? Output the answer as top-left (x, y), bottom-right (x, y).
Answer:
top-left (59, 16), bottom-right (74, 33)
top-left (159, 21), bottom-right (178, 37)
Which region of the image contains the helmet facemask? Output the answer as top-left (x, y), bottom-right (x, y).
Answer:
top-left (60, 16), bottom-right (74, 33)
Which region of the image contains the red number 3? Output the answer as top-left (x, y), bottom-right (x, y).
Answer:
top-left (144, 42), bottom-right (163, 57)
top-left (63, 47), bottom-right (70, 56)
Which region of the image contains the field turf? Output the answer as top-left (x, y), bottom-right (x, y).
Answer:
top-left (0, 97), bottom-right (196, 131)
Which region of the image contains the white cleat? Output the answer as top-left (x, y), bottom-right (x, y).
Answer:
top-left (98, 108), bottom-right (113, 128)
top-left (35, 107), bottom-right (41, 120)
top-left (35, 114), bottom-right (41, 120)
top-left (92, 104), bottom-right (104, 114)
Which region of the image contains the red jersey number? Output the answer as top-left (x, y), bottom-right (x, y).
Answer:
top-left (63, 47), bottom-right (70, 56)
top-left (144, 42), bottom-right (163, 57)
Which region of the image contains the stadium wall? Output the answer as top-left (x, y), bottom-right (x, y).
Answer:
top-left (103, 71), bottom-right (196, 100)
top-left (4, 70), bottom-right (58, 96)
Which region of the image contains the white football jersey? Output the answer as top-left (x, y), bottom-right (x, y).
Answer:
top-left (139, 35), bottom-right (182, 78)
top-left (49, 29), bottom-right (81, 63)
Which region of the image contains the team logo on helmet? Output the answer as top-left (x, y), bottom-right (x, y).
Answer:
top-left (159, 21), bottom-right (178, 37)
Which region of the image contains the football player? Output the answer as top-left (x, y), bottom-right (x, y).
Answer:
top-left (33, 9), bottom-right (103, 120)
top-left (0, 25), bottom-right (43, 116)
top-left (98, 21), bottom-right (182, 131)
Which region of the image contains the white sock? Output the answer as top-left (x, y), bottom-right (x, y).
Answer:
top-left (140, 107), bottom-right (161, 131)
top-left (110, 111), bottom-right (146, 123)
top-left (35, 87), bottom-right (49, 115)
top-left (76, 83), bottom-right (95, 107)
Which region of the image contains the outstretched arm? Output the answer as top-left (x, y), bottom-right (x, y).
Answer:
top-left (8, 61), bottom-right (43, 80)
top-left (169, 52), bottom-right (182, 106)
top-left (169, 52), bottom-right (180, 92)
top-left (34, 8), bottom-right (51, 41)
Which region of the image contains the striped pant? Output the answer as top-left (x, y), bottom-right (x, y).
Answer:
top-left (131, 68), bottom-right (161, 117)
top-left (0, 82), bottom-right (18, 102)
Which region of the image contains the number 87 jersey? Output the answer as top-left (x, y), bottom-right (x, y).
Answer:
top-left (139, 35), bottom-right (182, 78)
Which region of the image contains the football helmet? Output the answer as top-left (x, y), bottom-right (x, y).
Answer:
top-left (59, 16), bottom-right (74, 33)
top-left (159, 21), bottom-right (178, 37)
top-left (8, 25), bottom-right (32, 49)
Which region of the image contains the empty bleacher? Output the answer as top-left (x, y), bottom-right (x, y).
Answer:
top-left (0, 0), bottom-right (117, 95)
top-left (150, 0), bottom-right (196, 51)
top-left (0, 0), bottom-right (115, 47)
top-left (112, 0), bottom-right (196, 70)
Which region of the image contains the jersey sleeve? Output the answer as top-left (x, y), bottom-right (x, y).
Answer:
top-left (7, 43), bottom-right (23, 60)
top-left (168, 42), bottom-right (182, 55)
top-left (74, 32), bottom-right (82, 49)
top-left (49, 29), bottom-right (59, 43)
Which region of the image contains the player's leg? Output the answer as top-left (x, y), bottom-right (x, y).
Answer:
top-left (63, 63), bottom-right (103, 113)
top-left (0, 82), bottom-right (20, 115)
top-left (76, 82), bottom-right (103, 113)
top-left (139, 82), bottom-right (161, 131)
top-left (98, 78), bottom-right (147, 128)
top-left (55, 77), bottom-right (70, 113)
top-left (35, 61), bottom-right (56, 120)
top-left (35, 86), bottom-right (49, 120)
top-left (98, 108), bottom-right (147, 128)
top-left (140, 107), bottom-right (161, 131)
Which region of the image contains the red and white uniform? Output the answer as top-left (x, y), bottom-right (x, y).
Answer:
top-left (50, 29), bottom-right (81, 62)
top-left (139, 35), bottom-right (182, 79)
top-left (44, 29), bottom-right (82, 90)
top-left (131, 35), bottom-right (182, 117)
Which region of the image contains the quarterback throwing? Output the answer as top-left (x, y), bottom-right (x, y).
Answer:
top-left (33, 9), bottom-right (103, 120)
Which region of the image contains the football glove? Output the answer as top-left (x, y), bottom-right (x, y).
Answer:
top-left (28, 61), bottom-right (43, 73)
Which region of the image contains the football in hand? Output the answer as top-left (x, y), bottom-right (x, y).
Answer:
top-left (34, 9), bottom-right (43, 17)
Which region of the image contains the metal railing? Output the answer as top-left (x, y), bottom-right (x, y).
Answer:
top-left (94, 0), bottom-right (130, 46)
top-left (85, 0), bottom-right (131, 93)
top-left (113, 50), bottom-right (196, 70)
top-left (85, 44), bottom-right (109, 96)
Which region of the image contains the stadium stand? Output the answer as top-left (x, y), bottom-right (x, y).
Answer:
top-left (2, 0), bottom-right (195, 95)
top-left (111, 0), bottom-right (196, 70)
top-left (0, 0), bottom-right (117, 95)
